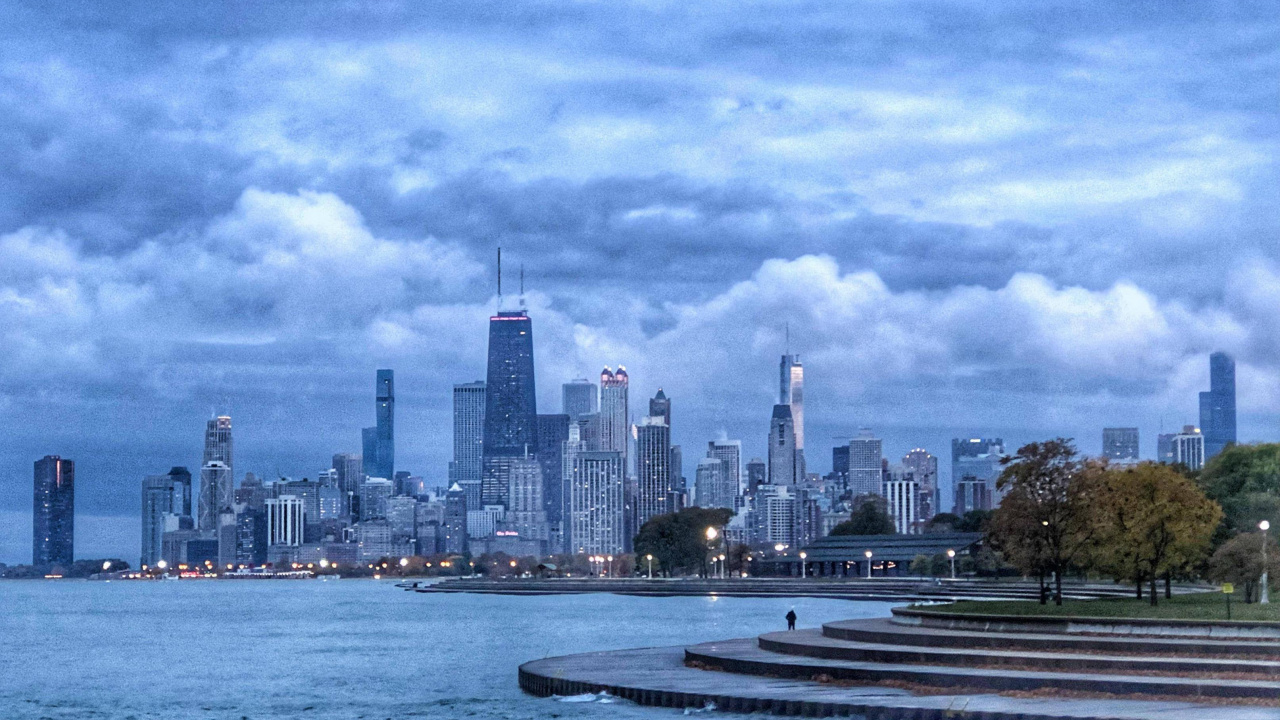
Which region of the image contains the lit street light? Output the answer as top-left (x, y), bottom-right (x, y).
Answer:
top-left (646, 554), bottom-right (654, 579)
top-left (864, 550), bottom-right (873, 579)
top-left (799, 551), bottom-right (807, 579)
top-left (1262, 520), bottom-right (1271, 605)
top-left (102, 561), bottom-right (112, 571)
top-left (947, 549), bottom-right (956, 580)
top-left (774, 543), bottom-right (785, 553)
top-left (399, 557), bottom-right (409, 567)
top-left (719, 553), bottom-right (726, 579)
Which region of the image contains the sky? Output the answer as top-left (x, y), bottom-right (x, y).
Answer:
top-left (1, 1), bottom-right (1277, 563)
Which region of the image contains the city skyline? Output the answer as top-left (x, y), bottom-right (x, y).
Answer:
top-left (3, 3), bottom-right (1278, 563)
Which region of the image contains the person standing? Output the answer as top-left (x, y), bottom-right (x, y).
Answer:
top-left (785, 608), bottom-right (797, 630)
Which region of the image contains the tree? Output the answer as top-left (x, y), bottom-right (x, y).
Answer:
top-left (1091, 463), bottom-right (1221, 605)
top-left (926, 510), bottom-right (990, 533)
top-left (989, 439), bottom-right (1096, 605)
top-left (633, 507), bottom-right (734, 576)
top-left (987, 485), bottom-right (1052, 601)
top-left (830, 496), bottom-right (895, 536)
top-left (1207, 532), bottom-right (1280, 603)
top-left (1197, 443), bottom-right (1280, 535)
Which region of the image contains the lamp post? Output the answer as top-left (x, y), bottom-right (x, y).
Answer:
top-left (1262, 520), bottom-right (1271, 605)
top-left (799, 551), bottom-right (807, 579)
top-left (719, 554), bottom-right (726, 579)
top-left (864, 550), bottom-right (873, 579)
top-left (646, 554), bottom-right (653, 579)
top-left (607, 555), bottom-right (614, 578)
top-left (947, 549), bottom-right (956, 580)
top-left (706, 527), bottom-right (719, 579)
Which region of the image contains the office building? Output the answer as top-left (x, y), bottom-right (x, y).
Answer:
top-left (1199, 351), bottom-right (1237, 460)
top-left (372, 369), bottom-right (395, 481)
top-left (331, 453), bottom-right (363, 520)
top-left (536, 413), bottom-right (570, 535)
top-left (265, 496), bottom-right (305, 547)
top-left (357, 519), bottom-right (392, 561)
top-left (141, 473), bottom-right (181, 568)
top-left (745, 458), bottom-right (766, 495)
top-left (831, 445), bottom-right (850, 487)
top-left (203, 416), bottom-right (233, 473)
top-left (882, 465), bottom-right (920, 534)
top-left (756, 484), bottom-right (797, 548)
top-left (694, 457), bottom-right (736, 510)
top-left (780, 353), bottom-right (804, 449)
top-left (482, 308), bottom-right (538, 511)
top-left (648, 389), bottom-right (671, 427)
top-left (768, 404), bottom-right (798, 485)
top-left (197, 461), bottom-right (232, 531)
top-left (217, 508), bottom-right (238, 568)
top-left (951, 438), bottom-right (1004, 514)
top-left (670, 445), bottom-right (685, 504)
top-left (847, 429), bottom-right (883, 497)
top-left (1102, 428), bottom-right (1140, 464)
top-left (386, 496), bottom-right (418, 540)
top-left (901, 448), bottom-right (938, 521)
top-left (452, 381), bottom-right (486, 507)
top-left (505, 454), bottom-right (548, 543)
top-left (562, 379), bottom-right (598, 419)
top-left (443, 483), bottom-right (468, 554)
top-left (362, 427), bottom-right (378, 478)
top-left (599, 367), bottom-right (629, 461)
top-left (636, 415), bottom-right (673, 525)
top-left (569, 450), bottom-right (625, 555)
top-left (707, 439), bottom-right (742, 494)
top-left (1170, 425), bottom-right (1206, 470)
top-left (236, 510), bottom-right (267, 566)
top-left (359, 477), bottom-right (394, 520)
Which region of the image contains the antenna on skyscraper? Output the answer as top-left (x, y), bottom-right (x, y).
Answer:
top-left (496, 247), bottom-right (502, 309)
top-left (785, 322), bottom-right (790, 355)
top-left (519, 264), bottom-right (526, 308)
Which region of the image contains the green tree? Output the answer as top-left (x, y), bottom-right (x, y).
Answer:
top-left (1197, 443), bottom-right (1280, 535)
top-left (633, 507), bottom-right (734, 576)
top-left (908, 554), bottom-right (932, 576)
top-left (1207, 532), bottom-right (1280, 603)
top-left (990, 439), bottom-right (1096, 605)
top-left (926, 510), bottom-right (990, 533)
top-left (830, 496), bottom-right (896, 536)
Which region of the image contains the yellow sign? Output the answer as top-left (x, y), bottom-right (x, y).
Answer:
top-left (1222, 583), bottom-right (1235, 594)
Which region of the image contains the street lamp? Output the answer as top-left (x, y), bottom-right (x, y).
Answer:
top-left (102, 561), bottom-right (112, 571)
top-left (947, 549), bottom-right (956, 580)
top-left (719, 554), bottom-right (726, 580)
top-left (646, 554), bottom-right (654, 579)
top-left (1261, 520), bottom-right (1271, 605)
top-left (774, 543), bottom-right (785, 553)
top-left (606, 555), bottom-right (614, 578)
top-left (399, 557), bottom-right (409, 568)
top-left (799, 551), bottom-right (807, 579)
top-left (864, 550), bottom-right (873, 579)
top-left (156, 559), bottom-right (168, 571)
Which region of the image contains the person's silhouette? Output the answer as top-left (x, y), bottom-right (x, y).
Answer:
top-left (785, 609), bottom-right (797, 630)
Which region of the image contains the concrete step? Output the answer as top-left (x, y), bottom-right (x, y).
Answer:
top-left (520, 643), bottom-right (1280, 719)
top-left (760, 628), bottom-right (1280, 676)
top-left (686, 638), bottom-right (1280, 701)
top-left (824, 617), bottom-right (1280, 657)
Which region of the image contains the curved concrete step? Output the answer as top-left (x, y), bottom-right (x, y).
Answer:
top-left (520, 644), bottom-right (1280, 719)
top-left (686, 638), bottom-right (1280, 701)
top-left (824, 617), bottom-right (1280, 657)
top-left (760, 629), bottom-right (1280, 676)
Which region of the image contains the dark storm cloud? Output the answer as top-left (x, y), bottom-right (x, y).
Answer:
top-left (0, 0), bottom-right (1277, 560)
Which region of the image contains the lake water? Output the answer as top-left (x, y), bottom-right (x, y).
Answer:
top-left (0, 580), bottom-right (897, 719)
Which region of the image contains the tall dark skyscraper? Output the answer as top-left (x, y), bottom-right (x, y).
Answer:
top-left (768, 404), bottom-right (797, 485)
top-left (648, 389), bottom-right (671, 426)
top-left (562, 379), bottom-right (598, 419)
top-left (536, 413), bottom-right (570, 533)
top-left (452, 381), bottom-right (486, 507)
top-left (1199, 351), bottom-right (1236, 460)
top-left (482, 309), bottom-right (538, 508)
top-left (203, 416), bottom-right (233, 472)
top-left (33, 455), bottom-right (74, 567)
top-left (373, 369), bottom-right (395, 481)
top-left (636, 414), bottom-right (672, 526)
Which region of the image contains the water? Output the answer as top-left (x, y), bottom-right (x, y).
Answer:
top-left (0, 580), bottom-right (897, 719)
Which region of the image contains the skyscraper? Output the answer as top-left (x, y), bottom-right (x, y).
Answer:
top-left (505, 454), bottom-right (548, 544)
top-left (951, 438), bottom-right (1004, 514)
top-left (1199, 351), bottom-right (1236, 460)
top-left (33, 456), bottom-right (74, 568)
top-left (848, 429), bottom-right (883, 497)
top-left (203, 416), bottom-right (233, 474)
top-left (706, 439), bottom-right (742, 494)
top-left (536, 413), bottom-right (571, 541)
top-left (443, 483), bottom-right (468, 554)
top-left (1102, 428), bottom-right (1140, 462)
top-left (745, 458), bottom-right (766, 495)
top-left (482, 308), bottom-right (538, 509)
top-left (882, 465), bottom-right (920, 534)
top-left (636, 414), bottom-right (672, 525)
top-left (694, 457), bottom-right (737, 510)
top-left (453, 381), bottom-right (486, 507)
top-left (901, 448), bottom-right (938, 521)
top-left (142, 471), bottom-right (187, 568)
top-left (648, 389), bottom-right (671, 427)
top-left (198, 461), bottom-right (232, 530)
top-left (768, 404), bottom-right (797, 485)
top-left (331, 453), bottom-right (363, 520)
top-left (599, 367), bottom-right (629, 462)
top-left (562, 379), bottom-right (598, 419)
top-left (373, 369), bottom-right (395, 481)
top-left (569, 451), bottom-right (626, 555)
top-left (1170, 425), bottom-right (1206, 470)
top-left (779, 354), bottom-right (804, 451)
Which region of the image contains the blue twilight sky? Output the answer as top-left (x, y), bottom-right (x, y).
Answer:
top-left (1, 1), bottom-right (1278, 563)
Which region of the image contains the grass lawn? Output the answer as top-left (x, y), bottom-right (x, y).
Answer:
top-left (927, 591), bottom-right (1280, 622)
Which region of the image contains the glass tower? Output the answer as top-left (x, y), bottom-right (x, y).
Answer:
top-left (374, 369), bottom-right (395, 481)
top-left (33, 455), bottom-right (74, 567)
top-left (1199, 351), bottom-right (1236, 460)
top-left (482, 310), bottom-right (538, 507)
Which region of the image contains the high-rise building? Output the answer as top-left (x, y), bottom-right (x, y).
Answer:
top-left (831, 445), bottom-right (850, 487)
top-left (166, 466), bottom-right (193, 518)
top-left (562, 379), bottom-right (598, 419)
top-left (1170, 425), bottom-right (1206, 470)
top-left (882, 465), bottom-right (920, 534)
top-left (536, 413), bottom-right (570, 538)
top-left (779, 354), bottom-right (804, 450)
top-left (745, 458), bottom-right (766, 495)
top-left (648, 389), bottom-right (671, 427)
top-left (443, 483), bottom-right (468, 554)
top-left (452, 381), bottom-right (486, 507)
top-left (670, 445), bottom-right (685, 507)
top-left (599, 367), bottom-right (629, 462)
top-left (359, 477), bottom-right (394, 520)
top-left (370, 369), bottom-right (395, 481)
top-left (1102, 428), bottom-right (1140, 462)
top-left (141, 473), bottom-right (183, 568)
top-left (848, 429), bottom-right (883, 497)
top-left (203, 416), bottom-right (233, 473)
top-left (198, 461), bottom-right (232, 531)
top-left (265, 495), bottom-right (305, 547)
top-left (756, 484), bottom-right (797, 548)
top-left (901, 448), bottom-right (938, 522)
top-left (1199, 351), bottom-right (1237, 460)
top-left (952, 438), bottom-right (1004, 514)
top-left (569, 450), bottom-right (625, 555)
top-left (483, 309), bottom-right (538, 510)
top-left (331, 453), bottom-right (363, 520)
top-left (694, 457), bottom-right (737, 510)
top-left (635, 415), bottom-right (672, 525)
top-left (505, 454), bottom-right (548, 544)
top-left (362, 427), bottom-right (378, 476)
top-left (706, 439), bottom-right (742, 495)
top-left (768, 404), bottom-right (798, 485)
